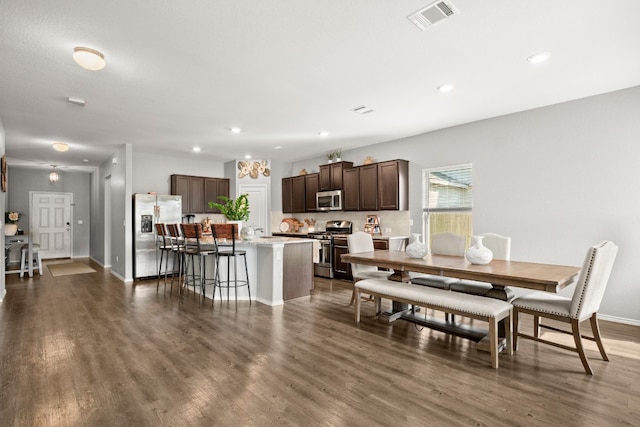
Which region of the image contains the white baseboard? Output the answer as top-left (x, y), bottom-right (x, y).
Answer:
top-left (89, 256), bottom-right (106, 268)
top-left (599, 314), bottom-right (640, 327)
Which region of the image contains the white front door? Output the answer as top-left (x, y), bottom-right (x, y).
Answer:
top-left (31, 192), bottom-right (72, 259)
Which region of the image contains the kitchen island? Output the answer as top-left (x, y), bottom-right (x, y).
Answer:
top-left (185, 236), bottom-right (315, 306)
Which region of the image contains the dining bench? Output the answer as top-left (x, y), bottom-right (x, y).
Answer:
top-left (354, 278), bottom-right (513, 369)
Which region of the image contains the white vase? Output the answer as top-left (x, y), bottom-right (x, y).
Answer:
top-left (4, 223), bottom-right (18, 236)
top-left (406, 233), bottom-right (427, 258)
top-left (465, 235), bottom-right (493, 265)
top-left (226, 220), bottom-right (243, 238)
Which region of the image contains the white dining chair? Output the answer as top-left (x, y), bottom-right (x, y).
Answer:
top-left (512, 241), bottom-right (618, 375)
top-left (348, 232), bottom-right (392, 306)
top-left (410, 232), bottom-right (465, 290)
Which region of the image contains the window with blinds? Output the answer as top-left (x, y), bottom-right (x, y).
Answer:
top-left (422, 164), bottom-right (473, 248)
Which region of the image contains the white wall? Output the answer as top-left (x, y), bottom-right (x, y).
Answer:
top-left (293, 86), bottom-right (640, 323)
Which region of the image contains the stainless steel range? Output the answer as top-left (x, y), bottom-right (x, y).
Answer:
top-left (308, 220), bottom-right (353, 278)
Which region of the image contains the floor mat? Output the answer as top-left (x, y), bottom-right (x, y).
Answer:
top-left (48, 263), bottom-right (97, 277)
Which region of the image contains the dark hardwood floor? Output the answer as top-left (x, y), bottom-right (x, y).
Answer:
top-left (1, 259), bottom-right (639, 426)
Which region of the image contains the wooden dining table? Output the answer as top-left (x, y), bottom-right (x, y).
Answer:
top-left (341, 250), bottom-right (581, 292)
top-left (341, 250), bottom-right (581, 350)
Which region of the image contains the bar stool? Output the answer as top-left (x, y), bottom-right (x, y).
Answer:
top-left (211, 223), bottom-right (251, 307)
top-left (180, 223), bottom-right (217, 301)
top-left (155, 223), bottom-right (174, 294)
top-left (20, 244), bottom-right (42, 278)
top-left (166, 223), bottom-right (185, 294)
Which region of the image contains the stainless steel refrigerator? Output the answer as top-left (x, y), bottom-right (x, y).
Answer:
top-left (132, 194), bottom-right (182, 279)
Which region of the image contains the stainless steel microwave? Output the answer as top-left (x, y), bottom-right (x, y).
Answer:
top-left (316, 190), bottom-right (343, 211)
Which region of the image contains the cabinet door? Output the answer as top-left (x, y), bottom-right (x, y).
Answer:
top-left (330, 162), bottom-right (344, 190)
top-left (332, 238), bottom-right (351, 280)
top-left (359, 164), bottom-right (379, 211)
top-left (291, 176), bottom-right (306, 213)
top-left (319, 165), bottom-right (331, 191)
top-left (189, 177), bottom-right (205, 213)
top-left (343, 167), bottom-right (360, 211)
top-left (204, 178), bottom-right (230, 213)
top-left (282, 178), bottom-right (293, 213)
top-left (171, 175), bottom-right (191, 213)
top-left (378, 160), bottom-right (408, 210)
top-left (373, 240), bottom-right (388, 250)
top-left (305, 173), bottom-right (319, 212)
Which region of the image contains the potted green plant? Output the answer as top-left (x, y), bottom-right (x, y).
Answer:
top-left (327, 152), bottom-right (335, 163)
top-left (208, 194), bottom-right (250, 236)
top-left (334, 149), bottom-right (342, 162)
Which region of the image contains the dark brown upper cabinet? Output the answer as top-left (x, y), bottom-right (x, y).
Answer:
top-left (171, 174), bottom-right (229, 214)
top-left (319, 161), bottom-right (354, 190)
top-left (378, 160), bottom-right (409, 210)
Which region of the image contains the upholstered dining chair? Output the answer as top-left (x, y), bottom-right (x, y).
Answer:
top-left (450, 233), bottom-right (513, 299)
top-left (348, 232), bottom-right (392, 306)
top-left (410, 232), bottom-right (466, 290)
top-left (512, 241), bottom-right (618, 375)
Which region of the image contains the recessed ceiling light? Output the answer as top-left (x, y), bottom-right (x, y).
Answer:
top-left (274, 146), bottom-right (282, 150)
top-left (318, 131), bottom-right (329, 137)
top-left (52, 142), bottom-right (70, 152)
top-left (83, 159), bottom-right (89, 163)
top-left (230, 127), bottom-right (242, 133)
top-left (527, 52), bottom-right (551, 64)
top-left (67, 97), bottom-right (86, 106)
top-left (192, 147), bottom-right (201, 152)
top-left (73, 47), bottom-right (106, 71)
top-left (437, 84), bottom-right (455, 92)
top-left (244, 154), bottom-right (252, 159)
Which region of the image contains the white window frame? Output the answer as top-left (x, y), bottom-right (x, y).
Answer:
top-left (422, 163), bottom-right (473, 251)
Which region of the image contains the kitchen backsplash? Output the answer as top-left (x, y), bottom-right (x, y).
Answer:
top-left (272, 210), bottom-right (411, 237)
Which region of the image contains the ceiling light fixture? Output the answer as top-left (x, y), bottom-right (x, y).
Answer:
top-left (49, 165), bottom-right (59, 183)
top-left (230, 127), bottom-right (242, 134)
top-left (67, 97), bottom-right (86, 106)
top-left (192, 147), bottom-right (201, 152)
top-left (52, 142), bottom-right (69, 152)
top-left (318, 131), bottom-right (329, 137)
top-left (73, 47), bottom-right (106, 71)
top-left (437, 84), bottom-right (455, 92)
top-left (244, 154), bottom-right (252, 159)
top-left (527, 52), bottom-right (551, 64)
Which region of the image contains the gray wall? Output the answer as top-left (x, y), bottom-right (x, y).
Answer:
top-left (6, 167), bottom-right (92, 258)
top-left (292, 86), bottom-right (640, 323)
top-left (0, 119), bottom-right (5, 301)
top-left (132, 149), bottom-right (226, 195)
top-left (91, 145), bottom-right (131, 280)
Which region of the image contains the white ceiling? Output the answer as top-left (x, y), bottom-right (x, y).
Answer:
top-left (1, 0), bottom-right (639, 171)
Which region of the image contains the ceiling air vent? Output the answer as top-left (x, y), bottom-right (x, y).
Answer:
top-left (352, 105), bottom-right (375, 115)
top-left (408, 1), bottom-right (460, 31)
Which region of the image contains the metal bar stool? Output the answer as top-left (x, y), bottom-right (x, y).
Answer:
top-left (166, 223), bottom-right (185, 295)
top-left (155, 223), bottom-right (174, 294)
top-left (211, 223), bottom-right (251, 307)
top-left (180, 223), bottom-right (216, 301)
top-left (20, 243), bottom-right (42, 278)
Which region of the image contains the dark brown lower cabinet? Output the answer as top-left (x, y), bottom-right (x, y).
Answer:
top-left (333, 238), bottom-right (389, 281)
